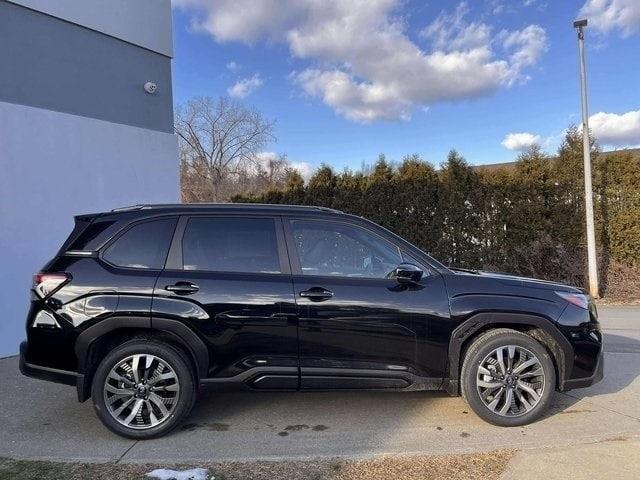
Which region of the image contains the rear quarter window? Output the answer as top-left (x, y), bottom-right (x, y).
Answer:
top-left (67, 220), bottom-right (117, 250)
top-left (102, 218), bottom-right (177, 269)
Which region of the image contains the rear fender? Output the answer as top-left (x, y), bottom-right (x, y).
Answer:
top-left (74, 317), bottom-right (209, 401)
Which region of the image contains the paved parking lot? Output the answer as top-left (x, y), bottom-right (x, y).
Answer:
top-left (1, 305), bottom-right (638, 464)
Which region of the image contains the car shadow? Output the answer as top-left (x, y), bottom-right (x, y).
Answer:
top-left (545, 331), bottom-right (640, 418)
top-left (179, 387), bottom-right (466, 440)
top-left (574, 332), bottom-right (640, 395)
top-left (187, 332), bottom-right (640, 430)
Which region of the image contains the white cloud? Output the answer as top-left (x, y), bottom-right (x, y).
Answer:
top-left (488, 0), bottom-right (507, 15)
top-left (255, 151), bottom-right (315, 179)
top-left (542, 131), bottom-right (566, 151)
top-left (290, 161), bottom-right (315, 180)
top-left (501, 132), bottom-right (542, 150)
top-left (579, 0), bottom-right (640, 37)
top-left (421, 3), bottom-right (492, 52)
top-left (227, 74), bottom-right (263, 98)
top-left (173, 0), bottom-right (548, 122)
top-left (500, 25), bottom-right (548, 83)
top-left (226, 60), bottom-right (241, 72)
top-left (588, 109), bottom-right (640, 146)
top-left (173, 0), bottom-right (299, 42)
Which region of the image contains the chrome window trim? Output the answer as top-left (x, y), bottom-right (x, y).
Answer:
top-left (64, 250), bottom-right (97, 257)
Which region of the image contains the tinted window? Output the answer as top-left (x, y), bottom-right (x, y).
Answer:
top-left (291, 220), bottom-right (402, 278)
top-left (402, 252), bottom-right (426, 269)
top-left (102, 218), bottom-right (176, 269)
top-left (68, 220), bottom-right (117, 250)
top-left (182, 217), bottom-right (281, 273)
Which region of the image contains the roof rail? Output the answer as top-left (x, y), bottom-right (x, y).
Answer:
top-left (111, 204), bottom-right (152, 212)
top-left (110, 203), bottom-right (343, 214)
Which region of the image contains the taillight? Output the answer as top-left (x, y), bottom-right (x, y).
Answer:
top-left (33, 272), bottom-right (71, 299)
top-left (555, 291), bottom-right (590, 310)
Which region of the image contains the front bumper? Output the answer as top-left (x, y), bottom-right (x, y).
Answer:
top-left (561, 350), bottom-right (604, 391)
top-left (19, 341), bottom-right (83, 389)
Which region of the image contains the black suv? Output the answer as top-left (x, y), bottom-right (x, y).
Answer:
top-left (20, 204), bottom-right (603, 438)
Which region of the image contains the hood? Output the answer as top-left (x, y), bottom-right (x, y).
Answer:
top-left (449, 267), bottom-right (584, 293)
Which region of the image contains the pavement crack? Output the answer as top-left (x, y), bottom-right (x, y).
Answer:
top-left (116, 441), bottom-right (139, 464)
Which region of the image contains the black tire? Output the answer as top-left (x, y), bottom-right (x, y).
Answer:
top-left (91, 339), bottom-right (196, 439)
top-left (461, 328), bottom-right (556, 427)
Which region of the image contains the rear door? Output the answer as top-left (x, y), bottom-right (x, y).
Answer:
top-left (284, 217), bottom-right (450, 389)
top-left (153, 215), bottom-right (298, 388)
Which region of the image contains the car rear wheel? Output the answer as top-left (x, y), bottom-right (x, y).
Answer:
top-left (91, 339), bottom-right (196, 439)
top-left (461, 328), bottom-right (556, 426)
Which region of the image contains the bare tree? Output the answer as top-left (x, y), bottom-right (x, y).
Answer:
top-left (176, 96), bottom-right (276, 202)
top-left (250, 152), bottom-right (295, 192)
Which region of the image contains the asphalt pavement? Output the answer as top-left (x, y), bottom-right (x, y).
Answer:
top-left (0, 305), bottom-right (638, 464)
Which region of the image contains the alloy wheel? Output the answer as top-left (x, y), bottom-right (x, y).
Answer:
top-left (476, 345), bottom-right (545, 417)
top-left (103, 354), bottom-right (180, 430)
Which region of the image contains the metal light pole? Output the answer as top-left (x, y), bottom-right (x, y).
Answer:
top-left (574, 19), bottom-right (599, 298)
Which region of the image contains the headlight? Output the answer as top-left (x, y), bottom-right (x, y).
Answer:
top-left (555, 291), bottom-right (589, 310)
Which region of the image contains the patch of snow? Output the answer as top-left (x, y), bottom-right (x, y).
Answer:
top-left (145, 468), bottom-right (211, 480)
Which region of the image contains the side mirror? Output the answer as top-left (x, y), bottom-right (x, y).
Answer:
top-left (391, 263), bottom-right (423, 284)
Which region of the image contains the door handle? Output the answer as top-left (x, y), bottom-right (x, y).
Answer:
top-left (165, 282), bottom-right (199, 294)
top-left (299, 288), bottom-right (334, 300)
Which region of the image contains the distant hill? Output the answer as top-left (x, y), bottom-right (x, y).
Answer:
top-left (473, 147), bottom-right (640, 172)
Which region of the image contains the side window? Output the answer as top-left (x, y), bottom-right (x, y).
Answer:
top-left (291, 220), bottom-right (402, 278)
top-left (102, 218), bottom-right (177, 269)
top-left (182, 217), bottom-right (281, 274)
top-left (402, 252), bottom-right (426, 269)
top-left (67, 220), bottom-right (116, 251)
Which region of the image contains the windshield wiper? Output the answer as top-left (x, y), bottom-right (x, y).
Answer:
top-left (449, 266), bottom-right (480, 274)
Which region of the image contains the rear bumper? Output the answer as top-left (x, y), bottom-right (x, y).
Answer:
top-left (561, 350), bottom-right (604, 391)
top-left (19, 341), bottom-right (85, 394)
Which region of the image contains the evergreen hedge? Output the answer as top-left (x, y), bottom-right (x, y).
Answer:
top-left (233, 128), bottom-right (640, 295)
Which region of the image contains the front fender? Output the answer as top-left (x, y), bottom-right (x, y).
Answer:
top-left (444, 312), bottom-right (573, 395)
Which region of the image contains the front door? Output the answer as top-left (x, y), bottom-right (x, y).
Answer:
top-left (284, 218), bottom-right (449, 389)
top-left (153, 215), bottom-right (298, 389)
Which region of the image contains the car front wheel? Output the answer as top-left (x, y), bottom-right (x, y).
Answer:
top-left (91, 339), bottom-right (196, 439)
top-left (461, 328), bottom-right (556, 426)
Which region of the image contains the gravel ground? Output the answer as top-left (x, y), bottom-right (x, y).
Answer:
top-left (0, 450), bottom-right (514, 480)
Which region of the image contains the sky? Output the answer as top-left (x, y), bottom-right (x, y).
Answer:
top-left (170, 0), bottom-right (640, 173)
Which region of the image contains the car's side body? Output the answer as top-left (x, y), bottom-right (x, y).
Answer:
top-left (20, 204), bottom-right (603, 406)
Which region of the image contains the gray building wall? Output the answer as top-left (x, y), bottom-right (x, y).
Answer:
top-left (0, 0), bottom-right (179, 357)
top-left (9, 0), bottom-right (173, 57)
top-left (0, 1), bottom-right (174, 133)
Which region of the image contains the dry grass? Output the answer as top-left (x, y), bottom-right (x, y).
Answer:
top-left (602, 261), bottom-right (640, 302)
top-left (333, 450), bottom-right (514, 480)
top-left (0, 450), bottom-right (515, 480)
top-left (0, 459), bottom-right (151, 480)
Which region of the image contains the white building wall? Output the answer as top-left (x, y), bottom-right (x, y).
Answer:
top-left (0, 102), bottom-right (179, 357)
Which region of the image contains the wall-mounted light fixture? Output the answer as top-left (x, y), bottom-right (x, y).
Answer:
top-left (144, 81), bottom-right (158, 94)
